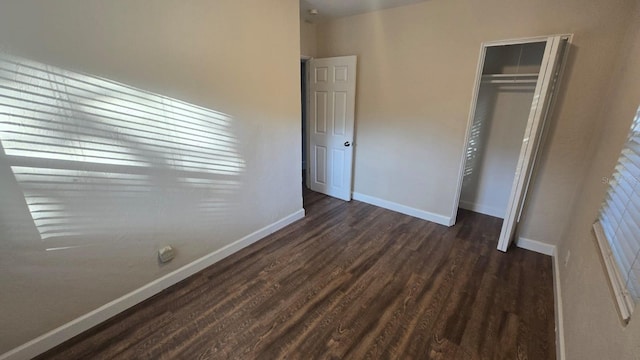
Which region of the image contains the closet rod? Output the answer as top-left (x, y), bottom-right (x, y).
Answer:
top-left (481, 73), bottom-right (538, 84)
top-left (481, 73), bottom-right (539, 78)
top-left (483, 79), bottom-right (538, 84)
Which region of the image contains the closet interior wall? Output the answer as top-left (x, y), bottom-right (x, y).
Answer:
top-left (459, 42), bottom-right (546, 218)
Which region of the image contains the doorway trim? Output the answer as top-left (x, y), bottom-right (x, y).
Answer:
top-left (300, 56), bottom-right (311, 189)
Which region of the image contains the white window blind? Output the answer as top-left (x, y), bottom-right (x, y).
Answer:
top-left (594, 105), bottom-right (640, 323)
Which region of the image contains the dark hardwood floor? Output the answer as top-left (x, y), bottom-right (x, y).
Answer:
top-left (37, 189), bottom-right (555, 359)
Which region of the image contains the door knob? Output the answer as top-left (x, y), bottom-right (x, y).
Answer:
top-left (344, 141), bottom-right (351, 147)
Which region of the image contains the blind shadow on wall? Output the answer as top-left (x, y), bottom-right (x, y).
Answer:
top-left (0, 54), bottom-right (246, 250)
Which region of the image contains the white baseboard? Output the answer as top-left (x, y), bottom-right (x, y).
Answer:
top-left (352, 192), bottom-right (452, 226)
top-left (458, 200), bottom-right (504, 218)
top-left (515, 236), bottom-right (555, 256)
top-left (0, 209), bottom-right (305, 360)
top-left (552, 248), bottom-right (566, 360)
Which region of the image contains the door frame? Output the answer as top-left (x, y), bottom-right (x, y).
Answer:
top-left (301, 55), bottom-right (312, 188)
top-left (301, 55), bottom-right (312, 190)
top-left (449, 34), bottom-right (573, 242)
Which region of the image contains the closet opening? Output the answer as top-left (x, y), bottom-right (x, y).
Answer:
top-left (460, 42), bottom-right (545, 219)
top-left (453, 35), bottom-right (571, 252)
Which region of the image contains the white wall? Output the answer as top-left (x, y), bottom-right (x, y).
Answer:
top-left (0, 0), bottom-right (301, 354)
top-left (316, 0), bottom-right (637, 246)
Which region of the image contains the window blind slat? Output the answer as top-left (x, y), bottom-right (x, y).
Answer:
top-left (615, 220), bottom-right (639, 270)
top-left (626, 270), bottom-right (640, 299)
top-left (619, 154), bottom-right (640, 179)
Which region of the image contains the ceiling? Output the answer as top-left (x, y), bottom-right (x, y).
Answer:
top-left (300, 0), bottom-right (429, 23)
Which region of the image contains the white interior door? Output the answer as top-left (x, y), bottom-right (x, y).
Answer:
top-left (497, 36), bottom-right (569, 251)
top-left (307, 56), bottom-right (357, 201)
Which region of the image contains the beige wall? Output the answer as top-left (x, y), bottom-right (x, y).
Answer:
top-left (558, 4), bottom-right (640, 359)
top-left (316, 0), bottom-right (636, 245)
top-left (300, 20), bottom-right (317, 57)
top-left (0, 0), bottom-right (301, 353)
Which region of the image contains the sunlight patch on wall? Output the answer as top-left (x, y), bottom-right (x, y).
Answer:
top-left (463, 83), bottom-right (492, 178)
top-left (0, 55), bottom-right (243, 174)
top-left (0, 54), bottom-right (245, 242)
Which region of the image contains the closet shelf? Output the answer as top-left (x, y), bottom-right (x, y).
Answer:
top-left (481, 73), bottom-right (539, 84)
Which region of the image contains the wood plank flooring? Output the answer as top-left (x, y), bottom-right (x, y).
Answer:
top-left (37, 189), bottom-right (555, 359)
